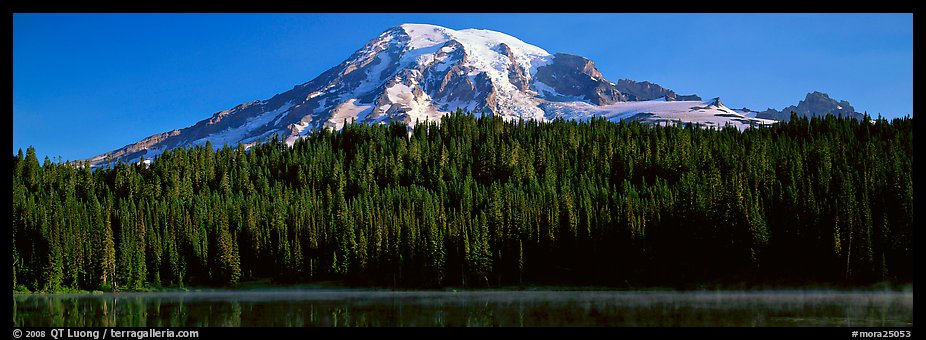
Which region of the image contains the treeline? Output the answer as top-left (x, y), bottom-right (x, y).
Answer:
top-left (12, 112), bottom-right (913, 291)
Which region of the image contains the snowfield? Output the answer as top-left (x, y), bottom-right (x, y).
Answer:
top-left (543, 98), bottom-right (777, 130)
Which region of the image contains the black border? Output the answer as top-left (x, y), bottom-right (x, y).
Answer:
top-left (7, 1), bottom-right (919, 338)
top-left (5, 1), bottom-right (918, 13)
top-left (9, 327), bottom-right (917, 338)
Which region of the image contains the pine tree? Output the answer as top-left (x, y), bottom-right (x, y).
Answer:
top-left (100, 201), bottom-right (116, 288)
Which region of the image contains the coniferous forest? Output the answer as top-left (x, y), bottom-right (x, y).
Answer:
top-left (11, 111), bottom-right (913, 291)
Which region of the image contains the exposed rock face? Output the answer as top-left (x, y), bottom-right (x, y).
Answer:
top-left (675, 94), bottom-right (703, 101)
top-left (497, 43), bottom-right (531, 93)
top-left (90, 129), bottom-right (182, 164)
top-left (614, 79), bottom-right (701, 102)
top-left (533, 53), bottom-right (624, 105)
top-left (757, 91), bottom-right (864, 121)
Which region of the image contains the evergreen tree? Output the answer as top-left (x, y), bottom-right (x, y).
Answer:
top-left (10, 114), bottom-right (912, 289)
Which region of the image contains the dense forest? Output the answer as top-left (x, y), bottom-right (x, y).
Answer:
top-left (12, 112), bottom-right (913, 291)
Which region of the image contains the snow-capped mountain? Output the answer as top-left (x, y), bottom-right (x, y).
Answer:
top-left (86, 23), bottom-right (777, 166)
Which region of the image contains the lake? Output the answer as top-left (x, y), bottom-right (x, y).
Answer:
top-left (12, 290), bottom-right (912, 327)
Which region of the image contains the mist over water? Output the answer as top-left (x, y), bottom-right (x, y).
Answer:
top-left (13, 289), bottom-right (912, 327)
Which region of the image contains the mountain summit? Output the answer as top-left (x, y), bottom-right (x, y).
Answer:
top-left (756, 91), bottom-right (864, 121)
top-left (87, 23), bottom-right (777, 166)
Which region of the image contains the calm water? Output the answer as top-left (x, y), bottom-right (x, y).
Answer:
top-left (12, 290), bottom-right (912, 327)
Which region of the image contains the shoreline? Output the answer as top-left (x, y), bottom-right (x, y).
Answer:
top-left (13, 281), bottom-right (914, 295)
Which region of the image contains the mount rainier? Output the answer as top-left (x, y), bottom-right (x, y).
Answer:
top-left (86, 23), bottom-right (860, 166)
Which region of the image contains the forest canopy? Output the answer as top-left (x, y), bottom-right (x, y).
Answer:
top-left (12, 111), bottom-right (913, 291)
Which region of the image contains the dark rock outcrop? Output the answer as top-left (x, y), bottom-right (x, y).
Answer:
top-left (532, 53), bottom-right (624, 105)
top-left (497, 43), bottom-right (531, 92)
top-left (614, 79), bottom-right (701, 102)
top-left (757, 91), bottom-right (864, 121)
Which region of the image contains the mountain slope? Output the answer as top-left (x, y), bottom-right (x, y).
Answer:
top-left (87, 23), bottom-right (775, 166)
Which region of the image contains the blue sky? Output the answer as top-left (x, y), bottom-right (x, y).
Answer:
top-left (13, 13), bottom-right (913, 162)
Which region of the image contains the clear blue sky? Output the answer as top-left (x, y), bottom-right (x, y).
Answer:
top-left (13, 13), bottom-right (913, 162)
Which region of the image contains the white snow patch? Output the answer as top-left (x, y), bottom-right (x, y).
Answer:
top-left (326, 99), bottom-right (375, 130)
top-left (386, 83), bottom-right (414, 104)
top-left (306, 91), bottom-right (323, 101)
top-left (401, 24), bottom-right (452, 49)
top-left (284, 116), bottom-right (316, 146)
top-left (272, 101), bottom-right (296, 126)
top-left (399, 43), bottom-right (443, 68)
top-left (350, 52), bottom-right (394, 97)
top-left (378, 81), bottom-right (446, 129)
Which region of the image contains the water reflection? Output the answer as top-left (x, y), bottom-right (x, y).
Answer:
top-left (13, 290), bottom-right (913, 327)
